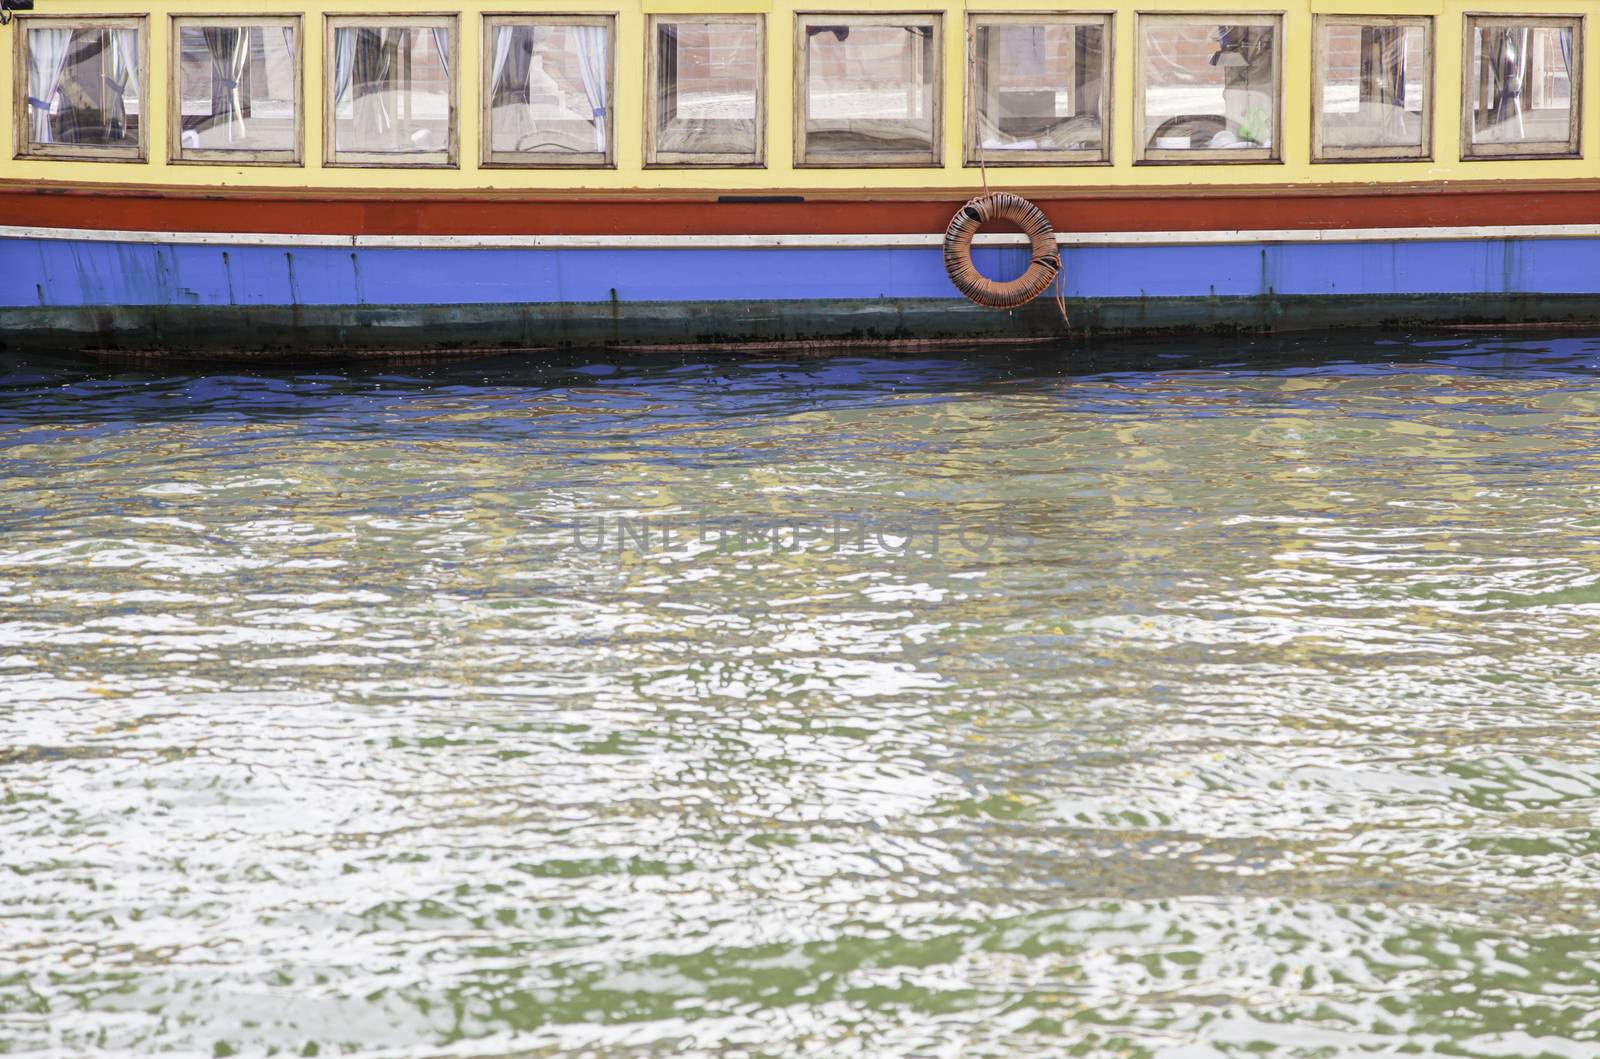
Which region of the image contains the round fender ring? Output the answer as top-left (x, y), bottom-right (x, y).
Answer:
top-left (942, 192), bottom-right (1061, 310)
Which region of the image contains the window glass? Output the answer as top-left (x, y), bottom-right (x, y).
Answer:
top-left (1316, 20), bottom-right (1429, 158)
top-left (1140, 18), bottom-right (1279, 160)
top-left (800, 17), bottom-right (941, 165)
top-left (23, 22), bottom-right (143, 156)
top-left (970, 17), bottom-right (1109, 163)
top-left (176, 21), bottom-right (298, 160)
top-left (485, 19), bottom-right (611, 165)
top-left (650, 17), bottom-right (761, 165)
top-left (330, 23), bottom-right (452, 162)
top-left (1466, 18), bottom-right (1580, 157)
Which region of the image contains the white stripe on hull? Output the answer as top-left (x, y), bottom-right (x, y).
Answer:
top-left (4, 223), bottom-right (1600, 250)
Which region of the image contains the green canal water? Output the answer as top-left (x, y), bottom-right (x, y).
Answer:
top-left (3, 336), bottom-right (1600, 1057)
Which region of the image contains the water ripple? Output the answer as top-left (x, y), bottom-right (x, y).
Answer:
top-left (4, 336), bottom-right (1600, 1056)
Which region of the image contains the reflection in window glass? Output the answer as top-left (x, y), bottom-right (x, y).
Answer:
top-left (1468, 20), bottom-right (1578, 153)
top-left (331, 25), bottom-right (450, 157)
top-left (971, 20), bottom-right (1106, 160)
top-left (1318, 22), bottom-right (1427, 153)
top-left (25, 25), bottom-right (142, 151)
top-left (652, 18), bottom-right (760, 163)
top-left (803, 20), bottom-right (939, 161)
top-left (1142, 20), bottom-right (1277, 155)
top-left (487, 21), bottom-right (610, 162)
top-left (177, 23), bottom-right (297, 155)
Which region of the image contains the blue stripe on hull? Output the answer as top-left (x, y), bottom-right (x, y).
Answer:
top-left (5, 237), bottom-right (1600, 309)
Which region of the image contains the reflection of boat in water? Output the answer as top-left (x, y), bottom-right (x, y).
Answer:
top-left (2, 1), bottom-right (1600, 356)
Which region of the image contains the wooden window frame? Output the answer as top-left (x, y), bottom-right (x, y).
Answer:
top-left (170, 15), bottom-right (304, 167)
top-left (964, 12), bottom-right (1114, 168)
top-left (644, 13), bottom-right (765, 169)
top-left (13, 14), bottom-right (149, 163)
top-left (1133, 11), bottom-right (1284, 165)
top-left (323, 13), bottom-right (458, 169)
top-left (1312, 14), bottom-right (1433, 163)
top-left (794, 12), bottom-right (945, 169)
top-left (481, 13), bottom-right (616, 169)
top-left (1460, 13), bottom-right (1583, 161)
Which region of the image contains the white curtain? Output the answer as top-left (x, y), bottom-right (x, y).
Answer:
top-left (431, 28), bottom-right (450, 79)
top-left (489, 25), bottom-right (513, 96)
top-left (574, 25), bottom-right (607, 151)
top-left (204, 28), bottom-right (250, 142)
top-left (357, 30), bottom-right (395, 139)
top-left (908, 26), bottom-right (929, 119)
top-left (108, 28), bottom-right (139, 139)
top-left (227, 30), bottom-right (249, 140)
top-left (1366, 27), bottom-right (1409, 142)
top-left (25, 27), bottom-right (72, 144)
top-left (1486, 27), bottom-right (1529, 139)
top-left (331, 28), bottom-right (356, 115)
top-left (335, 28), bottom-right (395, 141)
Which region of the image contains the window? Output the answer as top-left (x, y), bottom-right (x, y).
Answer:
top-left (646, 15), bottom-right (764, 167)
top-left (1463, 15), bottom-right (1582, 160)
top-left (15, 16), bottom-right (146, 162)
top-left (325, 16), bottom-right (455, 167)
top-left (967, 14), bottom-right (1112, 166)
top-left (172, 17), bottom-right (301, 165)
top-left (1136, 14), bottom-right (1281, 163)
top-left (796, 14), bottom-right (943, 167)
top-left (1313, 16), bottom-right (1431, 162)
top-left (482, 15), bottom-right (614, 167)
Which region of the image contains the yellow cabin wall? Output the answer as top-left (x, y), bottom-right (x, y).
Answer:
top-left (1, 0), bottom-right (1596, 192)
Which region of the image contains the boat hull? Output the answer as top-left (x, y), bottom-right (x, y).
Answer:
top-left (7, 226), bottom-right (1600, 354)
top-left (8, 295), bottom-right (1600, 358)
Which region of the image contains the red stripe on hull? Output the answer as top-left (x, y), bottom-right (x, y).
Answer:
top-left (7, 181), bottom-right (1600, 237)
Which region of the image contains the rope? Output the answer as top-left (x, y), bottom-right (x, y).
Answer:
top-left (959, 18), bottom-right (1067, 327)
top-left (967, 24), bottom-right (989, 199)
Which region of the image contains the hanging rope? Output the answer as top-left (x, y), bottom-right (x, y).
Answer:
top-left (942, 192), bottom-right (1061, 311)
top-left (967, 24), bottom-right (990, 199)
top-left (955, 19), bottom-right (1069, 326)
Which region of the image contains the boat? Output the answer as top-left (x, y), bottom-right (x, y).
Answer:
top-left (3, 0), bottom-right (1599, 355)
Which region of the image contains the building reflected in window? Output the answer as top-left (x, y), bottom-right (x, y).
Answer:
top-left (798, 15), bottom-right (942, 167)
top-left (1315, 17), bottom-right (1431, 161)
top-left (1465, 16), bottom-right (1581, 158)
top-left (969, 15), bottom-right (1110, 165)
top-left (649, 16), bottom-right (762, 166)
top-left (1139, 16), bottom-right (1281, 163)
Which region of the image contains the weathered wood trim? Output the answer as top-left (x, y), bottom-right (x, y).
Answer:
top-left (479, 13), bottom-right (617, 170)
top-left (1133, 11), bottom-right (1285, 166)
top-left (1310, 13), bottom-right (1434, 163)
top-left (1460, 12), bottom-right (1583, 162)
top-left (12, 14), bottom-right (149, 164)
top-left (644, 13), bottom-right (766, 168)
top-left (323, 12), bottom-right (459, 169)
top-left (963, 11), bottom-right (1115, 168)
top-left (168, 14), bottom-right (304, 167)
top-left (793, 11), bottom-right (945, 169)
